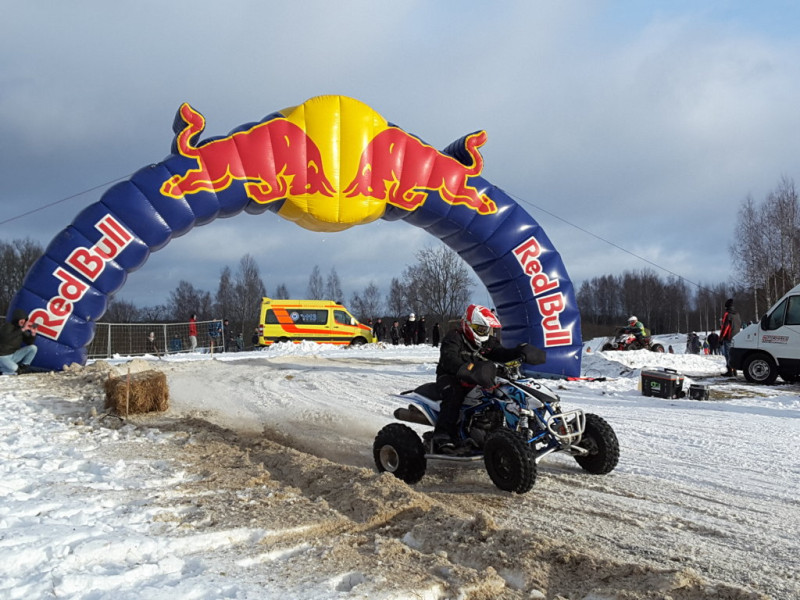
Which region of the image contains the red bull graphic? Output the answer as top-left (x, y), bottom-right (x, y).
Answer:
top-left (9, 95), bottom-right (582, 376)
top-left (343, 128), bottom-right (497, 215)
top-left (161, 103), bottom-right (336, 204)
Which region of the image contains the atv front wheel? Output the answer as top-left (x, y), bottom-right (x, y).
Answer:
top-left (601, 343), bottom-right (614, 351)
top-left (574, 413), bottom-right (619, 475)
top-left (650, 343), bottom-right (665, 353)
top-left (373, 423), bottom-right (427, 484)
top-left (483, 429), bottom-right (537, 494)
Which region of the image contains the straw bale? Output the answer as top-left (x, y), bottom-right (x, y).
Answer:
top-left (104, 370), bottom-right (169, 415)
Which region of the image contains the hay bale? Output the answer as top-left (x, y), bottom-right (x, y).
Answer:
top-left (104, 370), bottom-right (169, 415)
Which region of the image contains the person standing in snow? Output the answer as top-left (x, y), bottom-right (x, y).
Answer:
top-left (188, 313), bottom-right (198, 351)
top-left (402, 313), bottom-right (416, 345)
top-left (372, 318), bottom-right (386, 342)
top-left (416, 315), bottom-right (427, 345)
top-left (685, 332), bottom-right (702, 355)
top-left (390, 321), bottom-right (400, 345)
top-left (0, 309), bottom-right (38, 375)
top-left (431, 322), bottom-right (441, 347)
top-left (706, 331), bottom-right (721, 355)
top-left (720, 298), bottom-right (742, 376)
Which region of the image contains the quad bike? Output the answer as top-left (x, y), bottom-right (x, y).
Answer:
top-left (373, 359), bottom-right (619, 494)
top-left (602, 328), bottom-right (664, 352)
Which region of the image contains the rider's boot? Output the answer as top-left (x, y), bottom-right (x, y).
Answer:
top-left (431, 431), bottom-right (456, 454)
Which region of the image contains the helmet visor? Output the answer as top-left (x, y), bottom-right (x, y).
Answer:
top-left (470, 323), bottom-right (491, 337)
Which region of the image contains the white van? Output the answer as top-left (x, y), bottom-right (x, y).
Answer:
top-left (729, 283), bottom-right (800, 384)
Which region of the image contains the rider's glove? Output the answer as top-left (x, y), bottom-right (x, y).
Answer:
top-left (457, 361), bottom-right (497, 388)
top-left (516, 343), bottom-right (546, 365)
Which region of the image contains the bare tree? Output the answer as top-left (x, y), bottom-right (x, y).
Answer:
top-left (0, 238), bottom-right (43, 316)
top-left (350, 282), bottom-right (383, 321)
top-left (401, 245), bottom-right (472, 325)
top-left (215, 266), bottom-right (235, 319)
top-left (231, 254), bottom-right (266, 334)
top-left (325, 267), bottom-right (344, 302)
top-left (386, 277), bottom-right (406, 319)
top-left (104, 299), bottom-right (140, 322)
top-left (167, 280), bottom-right (213, 320)
top-left (307, 265), bottom-right (324, 299)
top-left (274, 283), bottom-right (290, 299)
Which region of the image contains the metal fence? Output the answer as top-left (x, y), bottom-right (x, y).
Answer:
top-left (85, 319), bottom-right (249, 359)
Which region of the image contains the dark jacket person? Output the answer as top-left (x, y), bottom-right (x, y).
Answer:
top-left (0, 309), bottom-right (38, 375)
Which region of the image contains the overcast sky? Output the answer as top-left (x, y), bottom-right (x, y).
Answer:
top-left (2, 1), bottom-right (800, 311)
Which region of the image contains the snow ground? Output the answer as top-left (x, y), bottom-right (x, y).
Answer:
top-left (0, 333), bottom-right (797, 599)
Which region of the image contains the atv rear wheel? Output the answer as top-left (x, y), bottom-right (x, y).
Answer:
top-left (373, 423), bottom-right (427, 484)
top-left (650, 343), bottom-right (665, 353)
top-left (483, 428), bottom-right (537, 494)
top-left (601, 343), bottom-right (614, 351)
top-left (574, 413), bottom-right (619, 474)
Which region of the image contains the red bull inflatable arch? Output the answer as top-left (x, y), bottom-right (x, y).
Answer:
top-left (10, 95), bottom-right (582, 376)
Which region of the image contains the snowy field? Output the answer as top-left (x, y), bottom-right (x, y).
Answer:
top-left (0, 333), bottom-right (797, 599)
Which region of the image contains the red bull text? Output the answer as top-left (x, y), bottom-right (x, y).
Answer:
top-left (513, 235), bottom-right (572, 347)
top-left (29, 215), bottom-right (133, 340)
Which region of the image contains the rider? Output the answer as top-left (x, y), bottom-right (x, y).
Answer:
top-left (431, 304), bottom-right (546, 454)
top-left (624, 315), bottom-right (647, 347)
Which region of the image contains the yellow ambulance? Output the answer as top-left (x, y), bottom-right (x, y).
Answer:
top-left (257, 298), bottom-right (376, 347)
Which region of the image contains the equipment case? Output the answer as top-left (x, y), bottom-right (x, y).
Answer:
top-left (641, 368), bottom-right (685, 399)
top-left (688, 383), bottom-right (710, 400)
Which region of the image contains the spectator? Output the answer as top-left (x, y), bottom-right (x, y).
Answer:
top-left (373, 318), bottom-right (386, 342)
top-left (432, 322), bottom-right (441, 347)
top-left (720, 298), bottom-right (742, 376)
top-left (222, 319), bottom-right (231, 352)
top-left (706, 331), bottom-right (720, 355)
top-left (188, 313), bottom-right (198, 351)
top-left (685, 332), bottom-right (701, 355)
top-left (147, 331), bottom-right (160, 357)
top-left (390, 320), bottom-right (400, 345)
top-left (208, 319), bottom-right (223, 350)
top-left (169, 334), bottom-right (182, 353)
top-left (0, 309), bottom-right (38, 375)
top-left (416, 315), bottom-right (427, 345)
top-left (402, 313), bottom-right (416, 345)
top-left (251, 327), bottom-right (261, 349)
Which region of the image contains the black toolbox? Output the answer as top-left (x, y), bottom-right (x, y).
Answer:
top-left (688, 383), bottom-right (710, 400)
top-left (641, 368), bottom-right (685, 399)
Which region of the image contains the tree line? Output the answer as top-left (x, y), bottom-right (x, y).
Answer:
top-left (2, 174), bottom-right (798, 340)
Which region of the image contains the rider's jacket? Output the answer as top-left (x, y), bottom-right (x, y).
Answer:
top-left (436, 327), bottom-right (523, 379)
top-left (626, 321), bottom-right (646, 337)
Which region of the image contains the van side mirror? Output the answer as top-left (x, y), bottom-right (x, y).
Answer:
top-left (760, 314), bottom-right (769, 330)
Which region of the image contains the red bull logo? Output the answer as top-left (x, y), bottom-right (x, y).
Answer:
top-left (159, 97), bottom-right (497, 232)
top-left (342, 127), bottom-right (497, 215)
top-left (161, 103), bottom-right (336, 204)
top-left (513, 235), bottom-right (572, 347)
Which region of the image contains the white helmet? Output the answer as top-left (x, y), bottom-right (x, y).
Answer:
top-left (628, 316), bottom-right (637, 324)
top-left (409, 313), bottom-right (416, 321)
top-left (461, 304), bottom-right (501, 347)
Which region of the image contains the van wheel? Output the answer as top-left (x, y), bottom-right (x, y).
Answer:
top-left (350, 337), bottom-right (367, 347)
top-left (743, 353), bottom-right (778, 385)
top-left (276, 337), bottom-right (290, 344)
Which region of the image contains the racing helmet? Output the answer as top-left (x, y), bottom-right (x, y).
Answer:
top-left (628, 315), bottom-right (637, 325)
top-left (461, 304), bottom-right (501, 347)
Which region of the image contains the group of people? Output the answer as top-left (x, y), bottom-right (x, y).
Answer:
top-left (620, 297), bottom-right (741, 376)
top-left (371, 314), bottom-right (442, 347)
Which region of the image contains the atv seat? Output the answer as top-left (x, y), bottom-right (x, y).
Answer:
top-left (400, 381), bottom-right (441, 401)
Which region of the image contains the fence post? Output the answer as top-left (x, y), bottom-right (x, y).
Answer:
top-left (106, 323), bottom-right (111, 359)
